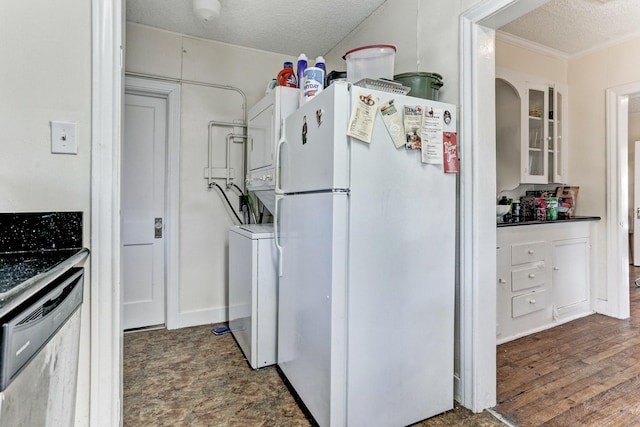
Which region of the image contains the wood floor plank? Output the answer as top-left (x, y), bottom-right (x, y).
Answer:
top-left (543, 373), bottom-right (640, 426)
top-left (495, 269), bottom-right (640, 426)
top-left (498, 356), bottom-right (640, 419)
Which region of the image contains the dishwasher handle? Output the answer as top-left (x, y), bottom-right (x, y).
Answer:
top-left (42, 280), bottom-right (76, 317)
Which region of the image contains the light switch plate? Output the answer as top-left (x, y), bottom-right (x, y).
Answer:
top-left (51, 121), bottom-right (77, 154)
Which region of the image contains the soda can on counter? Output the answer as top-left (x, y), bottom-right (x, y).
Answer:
top-left (534, 197), bottom-right (546, 221)
top-left (546, 197), bottom-right (558, 221)
top-left (302, 67), bottom-right (325, 103)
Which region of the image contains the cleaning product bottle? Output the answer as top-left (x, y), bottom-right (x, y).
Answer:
top-left (276, 62), bottom-right (297, 87)
top-left (315, 56), bottom-right (326, 87)
top-left (296, 54), bottom-right (308, 88)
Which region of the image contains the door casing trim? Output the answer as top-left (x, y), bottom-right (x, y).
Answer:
top-left (124, 76), bottom-right (181, 330)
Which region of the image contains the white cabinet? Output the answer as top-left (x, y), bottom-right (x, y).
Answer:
top-left (552, 237), bottom-right (590, 317)
top-left (246, 87), bottom-right (298, 192)
top-left (496, 232), bottom-right (551, 344)
top-left (228, 224), bottom-right (278, 369)
top-left (495, 68), bottom-right (568, 189)
top-left (497, 221), bottom-right (593, 344)
top-left (550, 85), bottom-right (568, 184)
top-left (523, 83), bottom-right (548, 183)
top-left (523, 83), bottom-right (568, 184)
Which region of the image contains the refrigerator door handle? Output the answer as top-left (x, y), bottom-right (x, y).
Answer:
top-left (273, 193), bottom-right (284, 277)
top-left (275, 131), bottom-right (286, 195)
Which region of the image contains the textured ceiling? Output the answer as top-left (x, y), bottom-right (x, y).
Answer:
top-left (125, 0), bottom-right (387, 58)
top-left (499, 0), bottom-right (640, 56)
top-left (126, 0), bottom-right (640, 107)
top-left (127, 0), bottom-right (640, 59)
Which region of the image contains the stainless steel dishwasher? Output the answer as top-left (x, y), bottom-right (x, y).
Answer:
top-left (0, 267), bottom-right (84, 427)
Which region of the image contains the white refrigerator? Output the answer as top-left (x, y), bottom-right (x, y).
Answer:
top-left (275, 82), bottom-right (457, 427)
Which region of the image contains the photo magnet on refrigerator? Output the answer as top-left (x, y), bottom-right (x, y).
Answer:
top-left (404, 106), bottom-right (423, 149)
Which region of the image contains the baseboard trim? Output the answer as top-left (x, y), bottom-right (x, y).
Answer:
top-left (169, 306), bottom-right (227, 330)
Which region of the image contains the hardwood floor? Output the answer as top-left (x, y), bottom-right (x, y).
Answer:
top-left (495, 265), bottom-right (640, 426)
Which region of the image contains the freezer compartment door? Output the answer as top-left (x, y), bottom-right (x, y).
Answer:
top-left (277, 191), bottom-right (348, 427)
top-left (279, 83), bottom-right (351, 193)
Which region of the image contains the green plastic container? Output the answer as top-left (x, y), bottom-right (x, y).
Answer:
top-left (393, 72), bottom-right (443, 101)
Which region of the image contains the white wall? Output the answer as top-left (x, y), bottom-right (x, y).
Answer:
top-left (568, 37), bottom-right (640, 300)
top-left (496, 37), bottom-right (568, 83)
top-left (326, 0), bottom-right (481, 105)
top-left (126, 23), bottom-right (292, 325)
top-left (0, 1), bottom-right (92, 425)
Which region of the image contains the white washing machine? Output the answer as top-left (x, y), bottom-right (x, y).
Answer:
top-left (228, 224), bottom-right (278, 369)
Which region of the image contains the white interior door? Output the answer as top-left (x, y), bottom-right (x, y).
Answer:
top-left (634, 141), bottom-right (640, 266)
top-left (122, 93), bottom-right (167, 329)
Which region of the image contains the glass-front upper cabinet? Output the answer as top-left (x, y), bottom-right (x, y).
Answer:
top-left (550, 85), bottom-right (568, 184)
top-left (521, 82), bottom-right (568, 185)
top-left (522, 84), bottom-right (549, 183)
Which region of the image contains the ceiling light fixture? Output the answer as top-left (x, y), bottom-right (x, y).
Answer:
top-left (193, 0), bottom-right (221, 21)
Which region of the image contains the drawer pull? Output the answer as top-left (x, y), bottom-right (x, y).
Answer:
top-left (528, 249), bottom-right (535, 254)
top-left (499, 278), bottom-right (507, 284)
top-left (528, 273), bottom-right (535, 279)
top-left (529, 299), bottom-right (536, 304)
top-left (553, 266), bottom-right (560, 271)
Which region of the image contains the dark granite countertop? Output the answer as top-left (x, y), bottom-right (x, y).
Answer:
top-left (0, 212), bottom-right (88, 318)
top-left (497, 216), bottom-right (601, 228)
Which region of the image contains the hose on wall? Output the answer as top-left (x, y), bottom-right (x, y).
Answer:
top-left (209, 181), bottom-right (243, 224)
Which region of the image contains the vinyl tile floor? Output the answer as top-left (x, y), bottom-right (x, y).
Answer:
top-left (123, 324), bottom-right (505, 426)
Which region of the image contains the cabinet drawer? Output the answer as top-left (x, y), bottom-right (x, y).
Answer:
top-left (511, 263), bottom-right (545, 292)
top-left (512, 289), bottom-right (547, 318)
top-left (511, 241), bottom-right (545, 265)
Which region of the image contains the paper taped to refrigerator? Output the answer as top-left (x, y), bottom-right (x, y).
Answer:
top-left (347, 90), bottom-right (379, 143)
top-left (421, 107), bottom-right (444, 164)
